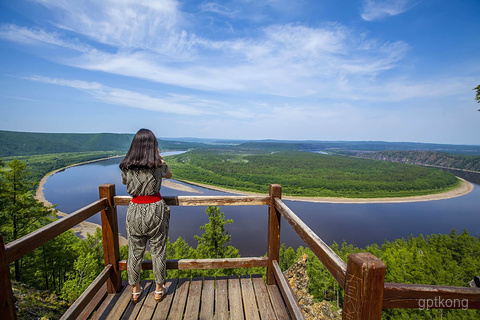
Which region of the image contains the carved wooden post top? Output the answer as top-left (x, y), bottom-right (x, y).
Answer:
top-left (343, 252), bottom-right (386, 320)
top-left (347, 252), bottom-right (385, 270)
top-left (269, 184), bottom-right (282, 198)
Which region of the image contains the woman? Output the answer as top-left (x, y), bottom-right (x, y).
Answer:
top-left (119, 129), bottom-right (172, 303)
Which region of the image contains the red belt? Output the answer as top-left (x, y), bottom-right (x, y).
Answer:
top-left (132, 192), bottom-right (162, 204)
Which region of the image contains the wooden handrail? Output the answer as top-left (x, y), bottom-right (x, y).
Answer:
top-left (272, 260), bottom-right (305, 320)
top-left (274, 197), bottom-right (347, 287)
top-left (114, 195), bottom-right (270, 206)
top-left (60, 264), bottom-right (112, 320)
top-left (118, 257), bottom-right (268, 271)
top-left (2, 182), bottom-right (479, 320)
top-left (383, 282), bottom-right (480, 309)
top-left (5, 199), bottom-right (107, 264)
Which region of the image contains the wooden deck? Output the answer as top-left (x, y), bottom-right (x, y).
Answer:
top-left (90, 275), bottom-right (291, 320)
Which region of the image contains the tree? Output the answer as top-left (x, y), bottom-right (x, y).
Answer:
top-left (474, 84), bottom-right (480, 111)
top-left (279, 243), bottom-right (297, 271)
top-left (33, 228), bottom-right (80, 293)
top-left (194, 206), bottom-right (237, 259)
top-left (194, 206), bottom-right (239, 276)
top-left (0, 159), bottom-right (55, 281)
top-left (61, 252), bottom-right (100, 303)
top-left (0, 159), bottom-right (6, 224)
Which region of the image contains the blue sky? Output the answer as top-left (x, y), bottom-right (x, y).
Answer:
top-left (0, 0), bottom-right (479, 144)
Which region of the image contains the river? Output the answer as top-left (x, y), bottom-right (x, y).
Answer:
top-left (42, 153), bottom-right (480, 256)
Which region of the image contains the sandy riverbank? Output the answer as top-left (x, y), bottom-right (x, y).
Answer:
top-left (35, 156), bottom-right (130, 246)
top-left (176, 178), bottom-right (474, 204)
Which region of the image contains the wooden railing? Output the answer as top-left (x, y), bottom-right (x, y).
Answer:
top-left (1, 183), bottom-right (479, 320)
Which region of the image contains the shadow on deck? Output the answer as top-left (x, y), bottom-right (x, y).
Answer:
top-left (93, 275), bottom-right (289, 320)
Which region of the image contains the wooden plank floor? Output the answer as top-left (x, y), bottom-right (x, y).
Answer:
top-left (90, 275), bottom-right (291, 319)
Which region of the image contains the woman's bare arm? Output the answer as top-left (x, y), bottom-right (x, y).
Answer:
top-left (164, 166), bottom-right (172, 179)
top-left (160, 157), bottom-right (172, 179)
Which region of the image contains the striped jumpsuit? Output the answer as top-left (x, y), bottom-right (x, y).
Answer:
top-left (121, 165), bottom-right (170, 285)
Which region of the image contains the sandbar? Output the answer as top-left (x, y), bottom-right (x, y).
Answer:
top-left (174, 178), bottom-right (474, 204)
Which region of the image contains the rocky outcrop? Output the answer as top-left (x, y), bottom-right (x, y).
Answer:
top-left (284, 254), bottom-right (341, 320)
top-left (356, 150), bottom-right (480, 173)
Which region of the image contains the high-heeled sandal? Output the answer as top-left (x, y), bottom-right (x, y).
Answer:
top-left (131, 286), bottom-right (143, 303)
top-left (154, 286), bottom-right (167, 302)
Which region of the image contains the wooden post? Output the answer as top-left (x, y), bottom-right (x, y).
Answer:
top-left (267, 184), bottom-right (282, 285)
top-left (343, 252), bottom-right (385, 320)
top-left (0, 234), bottom-right (17, 320)
top-left (99, 184), bottom-right (122, 293)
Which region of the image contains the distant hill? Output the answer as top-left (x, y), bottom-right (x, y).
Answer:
top-left (0, 130), bottom-right (206, 157)
top-left (235, 140), bottom-right (480, 155)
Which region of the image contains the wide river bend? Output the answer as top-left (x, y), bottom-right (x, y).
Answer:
top-left (42, 154), bottom-right (480, 256)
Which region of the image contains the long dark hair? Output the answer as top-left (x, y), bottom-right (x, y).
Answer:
top-left (119, 129), bottom-right (162, 170)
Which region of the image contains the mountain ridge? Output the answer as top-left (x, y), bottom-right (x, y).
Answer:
top-left (0, 130), bottom-right (204, 157)
top-left (2, 130), bottom-right (480, 158)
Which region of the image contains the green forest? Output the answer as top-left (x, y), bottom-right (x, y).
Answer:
top-left (167, 149), bottom-right (461, 198)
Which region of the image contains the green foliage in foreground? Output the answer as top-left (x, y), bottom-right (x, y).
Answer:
top-left (168, 149), bottom-right (461, 198)
top-left (12, 281), bottom-right (69, 320)
top-left (280, 229), bottom-right (480, 319)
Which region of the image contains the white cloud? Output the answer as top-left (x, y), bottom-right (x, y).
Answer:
top-left (199, 2), bottom-right (239, 18)
top-left (197, 0), bottom-right (303, 24)
top-left (360, 0), bottom-right (418, 21)
top-left (0, 24), bottom-right (94, 53)
top-left (55, 22), bottom-right (407, 98)
top-left (26, 76), bottom-right (103, 90)
top-left (1, 1), bottom-right (413, 101)
top-left (25, 75), bottom-right (215, 116)
top-left (3, 3), bottom-right (467, 108)
top-left (33, 0), bottom-right (190, 57)
top-left (0, 94), bottom-right (39, 102)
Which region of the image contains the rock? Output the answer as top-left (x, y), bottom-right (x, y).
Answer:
top-left (284, 254), bottom-right (341, 320)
